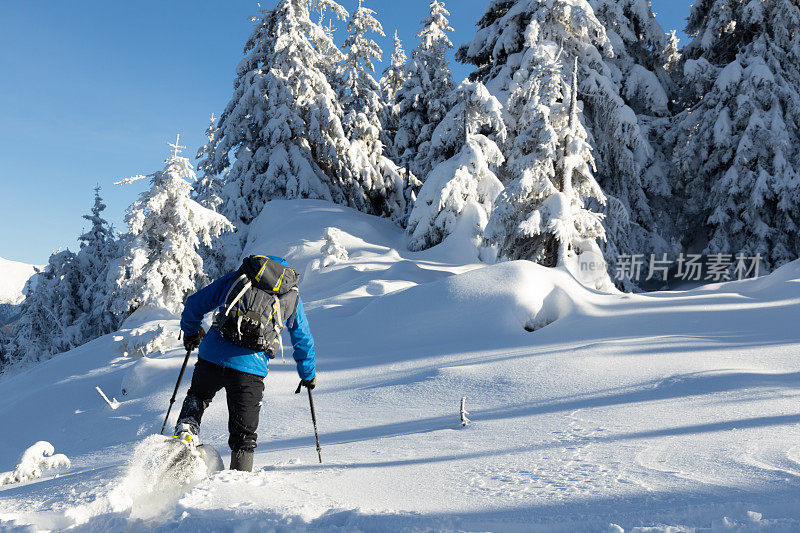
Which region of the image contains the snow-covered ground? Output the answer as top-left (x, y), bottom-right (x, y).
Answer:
top-left (1, 200), bottom-right (799, 532)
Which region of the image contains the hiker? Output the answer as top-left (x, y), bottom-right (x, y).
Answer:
top-left (174, 254), bottom-right (316, 472)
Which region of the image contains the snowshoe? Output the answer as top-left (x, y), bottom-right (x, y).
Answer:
top-left (128, 434), bottom-right (224, 492)
top-left (165, 435), bottom-right (224, 475)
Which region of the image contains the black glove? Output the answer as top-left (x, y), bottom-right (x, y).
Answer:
top-left (183, 327), bottom-right (205, 353)
top-left (295, 375), bottom-right (316, 393)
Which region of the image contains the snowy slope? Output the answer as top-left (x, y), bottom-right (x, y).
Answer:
top-left (0, 256), bottom-right (40, 305)
top-left (1, 200), bottom-right (800, 532)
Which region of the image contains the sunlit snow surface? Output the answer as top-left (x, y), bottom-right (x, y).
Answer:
top-left (1, 200), bottom-right (799, 532)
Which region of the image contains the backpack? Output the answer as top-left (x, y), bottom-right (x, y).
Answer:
top-left (212, 255), bottom-right (300, 357)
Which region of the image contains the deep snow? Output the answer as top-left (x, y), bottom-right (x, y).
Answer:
top-left (1, 200), bottom-right (799, 532)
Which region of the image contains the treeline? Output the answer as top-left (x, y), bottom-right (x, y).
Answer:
top-left (3, 0), bottom-right (799, 368)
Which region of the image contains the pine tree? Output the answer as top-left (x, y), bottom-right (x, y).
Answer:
top-left (485, 47), bottom-right (606, 267)
top-left (199, 0), bottom-right (356, 226)
top-left (669, 0), bottom-right (800, 270)
top-left (5, 265), bottom-right (53, 366)
top-left (74, 186), bottom-right (120, 338)
top-left (424, 79), bottom-right (506, 173)
top-left (589, 0), bottom-right (675, 116)
top-left (114, 137), bottom-right (233, 317)
top-left (340, 0), bottom-right (384, 130)
top-left (394, 1), bottom-right (455, 181)
top-left (194, 113), bottom-right (236, 280)
top-left (485, 39), bottom-right (564, 265)
top-left (339, 0), bottom-right (405, 220)
top-left (2, 188), bottom-right (125, 368)
top-left (193, 114), bottom-right (225, 212)
top-left (406, 81), bottom-right (506, 251)
top-left (457, 0), bottom-right (670, 284)
top-left (4, 252), bottom-right (82, 366)
top-left (379, 31), bottom-right (409, 159)
top-left (552, 60), bottom-right (607, 265)
top-left (590, 0), bottom-right (681, 274)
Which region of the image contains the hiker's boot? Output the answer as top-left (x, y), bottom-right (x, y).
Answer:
top-left (230, 449), bottom-right (254, 472)
top-left (173, 421), bottom-right (199, 447)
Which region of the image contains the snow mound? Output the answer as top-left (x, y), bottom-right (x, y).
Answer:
top-left (353, 260), bottom-right (589, 349)
top-left (115, 305), bottom-right (180, 357)
top-left (0, 441), bottom-right (70, 485)
top-left (244, 200), bottom-right (597, 358)
top-left (0, 256), bottom-right (41, 305)
top-left (321, 226), bottom-right (349, 267)
top-left (736, 258), bottom-right (800, 295)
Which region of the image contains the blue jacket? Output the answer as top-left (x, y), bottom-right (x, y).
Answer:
top-left (180, 256), bottom-right (315, 380)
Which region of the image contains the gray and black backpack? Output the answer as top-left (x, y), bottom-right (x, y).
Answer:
top-left (212, 255), bottom-right (300, 357)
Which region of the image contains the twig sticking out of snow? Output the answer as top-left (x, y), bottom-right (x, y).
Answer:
top-left (96, 386), bottom-right (120, 410)
top-left (0, 441), bottom-right (70, 485)
top-left (460, 397), bottom-right (470, 427)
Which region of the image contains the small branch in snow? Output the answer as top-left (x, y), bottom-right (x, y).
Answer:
top-left (96, 386), bottom-right (120, 410)
top-left (460, 397), bottom-right (470, 427)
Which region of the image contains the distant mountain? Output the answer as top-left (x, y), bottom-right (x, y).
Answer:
top-left (0, 256), bottom-right (41, 305)
top-left (0, 257), bottom-right (41, 326)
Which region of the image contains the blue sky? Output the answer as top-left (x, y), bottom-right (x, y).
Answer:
top-left (0, 0), bottom-right (692, 265)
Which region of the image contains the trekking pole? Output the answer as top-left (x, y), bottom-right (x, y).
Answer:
top-left (160, 349), bottom-right (192, 435)
top-left (296, 382), bottom-right (322, 463)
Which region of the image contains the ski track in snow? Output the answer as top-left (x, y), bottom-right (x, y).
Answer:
top-left (1, 200), bottom-right (800, 532)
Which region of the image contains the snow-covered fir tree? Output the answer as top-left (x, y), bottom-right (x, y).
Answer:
top-left (379, 31), bottom-right (409, 159)
top-left (423, 80), bottom-right (506, 174)
top-left (550, 60), bottom-right (607, 265)
top-left (4, 251), bottom-right (83, 366)
top-left (485, 48), bottom-right (606, 268)
top-left (340, 0), bottom-right (384, 133)
top-left (394, 1), bottom-right (455, 181)
top-left (114, 137), bottom-right (233, 317)
top-left (193, 114), bottom-right (235, 280)
top-left (193, 114), bottom-right (225, 212)
top-left (457, 0), bottom-right (670, 285)
top-left (669, 0), bottom-right (800, 270)
top-left (406, 81), bottom-right (506, 252)
top-left (589, 0), bottom-right (675, 117)
top-left (74, 187), bottom-right (120, 338)
top-left (3, 189), bottom-right (122, 368)
top-left (197, 0), bottom-right (356, 226)
top-left (339, 0), bottom-right (405, 220)
top-left (377, 31), bottom-right (420, 224)
top-left (589, 0), bottom-right (681, 266)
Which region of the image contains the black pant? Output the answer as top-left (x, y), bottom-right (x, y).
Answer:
top-left (176, 358), bottom-right (265, 452)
